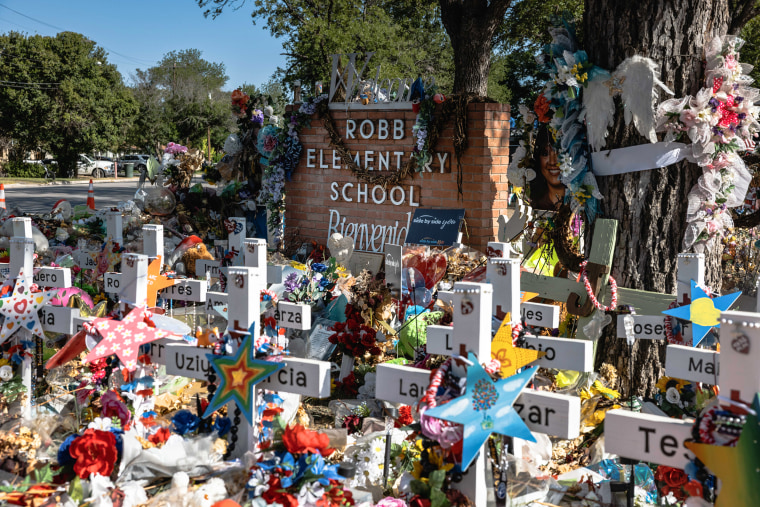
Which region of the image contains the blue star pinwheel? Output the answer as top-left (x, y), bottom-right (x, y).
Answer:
top-left (662, 280), bottom-right (741, 347)
top-left (203, 334), bottom-right (283, 425)
top-left (425, 352), bottom-right (536, 471)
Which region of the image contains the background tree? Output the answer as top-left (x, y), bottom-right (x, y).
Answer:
top-left (584, 0), bottom-right (760, 396)
top-left (0, 31), bottom-right (136, 173)
top-left (198, 0), bottom-right (454, 94)
top-left (128, 49), bottom-right (236, 155)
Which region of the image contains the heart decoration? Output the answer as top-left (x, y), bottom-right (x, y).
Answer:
top-left (732, 334), bottom-right (750, 355)
top-left (13, 300), bottom-right (27, 314)
top-left (403, 250), bottom-right (447, 289)
top-left (224, 219), bottom-right (244, 235)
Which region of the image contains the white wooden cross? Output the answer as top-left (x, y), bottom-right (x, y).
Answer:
top-left (105, 211), bottom-right (123, 246)
top-left (377, 277), bottom-right (581, 505)
top-left (604, 307), bottom-right (760, 472)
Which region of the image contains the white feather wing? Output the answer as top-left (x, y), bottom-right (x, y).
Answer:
top-left (615, 55), bottom-right (671, 143)
top-left (584, 77), bottom-right (615, 151)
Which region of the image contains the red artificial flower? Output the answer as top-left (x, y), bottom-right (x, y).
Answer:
top-left (534, 94), bottom-right (552, 123)
top-left (360, 333), bottom-right (375, 347)
top-left (69, 429), bottom-right (118, 479)
top-left (317, 480), bottom-right (355, 506)
top-left (282, 424), bottom-right (334, 456)
top-left (656, 466), bottom-right (688, 488)
top-left (684, 480), bottom-right (703, 498)
top-left (261, 476), bottom-right (298, 507)
top-left (396, 405), bottom-right (413, 427)
top-left (231, 89), bottom-right (250, 115)
top-left (148, 427), bottom-right (171, 445)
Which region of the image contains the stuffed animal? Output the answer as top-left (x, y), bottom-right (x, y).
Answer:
top-left (181, 242), bottom-right (214, 277)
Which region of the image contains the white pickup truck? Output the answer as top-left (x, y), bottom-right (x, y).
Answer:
top-left (77, 155), bottom-right (114, 178)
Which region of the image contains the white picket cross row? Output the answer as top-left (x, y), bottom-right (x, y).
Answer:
top-left (120, 253), bottom-right (149, 308)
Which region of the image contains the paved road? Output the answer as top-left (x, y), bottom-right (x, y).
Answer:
top-left (3, 179), bottom-right (144, 214)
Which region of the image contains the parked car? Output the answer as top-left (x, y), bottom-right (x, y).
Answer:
top-left (94, 155), bottom-right (113, 162)
top-left (117, 154), bottom-right (151, 175)
top-left (77, 154), bottom-right (114, 178)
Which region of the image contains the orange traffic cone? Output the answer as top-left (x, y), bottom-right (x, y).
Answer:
top-left (86, 179), bottom-right (95, 210)
top-left (0, 184), bottom-right (6, 209)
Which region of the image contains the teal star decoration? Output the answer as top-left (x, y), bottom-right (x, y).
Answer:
top-left (662, 280), bottom-right (741, 347)
top-left (425, 352), bottom-right (536, 471)
top-left (203, 334), bottom-right (283, 425)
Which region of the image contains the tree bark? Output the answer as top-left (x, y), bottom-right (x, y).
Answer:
top-left (583, 0), bottom-right (736, 397)
top-left (440, 0), bottom-right (512, 95)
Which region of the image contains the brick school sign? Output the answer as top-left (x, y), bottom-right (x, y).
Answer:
top-left (284, 103), bottom-right (511, 253)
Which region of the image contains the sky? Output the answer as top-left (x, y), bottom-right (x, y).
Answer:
top-left (0, 0), bottom-right (287, 90)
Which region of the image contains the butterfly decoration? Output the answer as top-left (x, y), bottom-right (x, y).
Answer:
top-left (50, 287), bottom-right (94, 308)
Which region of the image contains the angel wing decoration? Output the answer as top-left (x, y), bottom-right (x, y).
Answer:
top-left (583, 71), bottom-right (615, 151)
top-left (614, 55), bottom-right (674, 143)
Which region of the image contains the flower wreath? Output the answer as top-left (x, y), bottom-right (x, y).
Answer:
top-left (656, 35), bottom-right (760, 251)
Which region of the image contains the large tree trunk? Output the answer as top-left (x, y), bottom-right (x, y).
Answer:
top-left (440, 0), bottom-right (512, 95)
top-left (583, 0), bottom-right (735, 397)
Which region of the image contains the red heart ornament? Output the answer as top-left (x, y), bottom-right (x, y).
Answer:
top-left (14, 299), bottom-right (27, 314)
top-left (404, 251), bottom-right (447, 289)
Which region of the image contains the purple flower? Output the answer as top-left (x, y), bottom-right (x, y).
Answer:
top-left (284, 272), bottom-right (300, 292)
top-left (251, 109), bottom-right (264, 126)
top-left (735, 96), bottom-right (744, 103)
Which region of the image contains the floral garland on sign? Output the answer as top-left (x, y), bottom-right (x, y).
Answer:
top-left (655, 35), bottom-right (760, 252)
top-left (257, 95), bottom-right (327, 236)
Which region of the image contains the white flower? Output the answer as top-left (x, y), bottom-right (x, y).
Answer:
top-left (121, 481), bottom-right (148, 507)
top-left (665, 387), bottom-right (681, 404)
top-left (0, 365), bottom-right (13, 382)
top-left (247, 469), bottom-right (270, 497)
top-left (88, 417), bottom-right (113, 431)
top-left (264, 106), bottom-right (274, 117)
top-left (87, 473), bottom-right (115, 507)
top-left (223, 134), bottom-right (242, 156)
top-left (191, 478), bottom-right (226, 507)
top-left (297, 481), bottom-right (325, 506)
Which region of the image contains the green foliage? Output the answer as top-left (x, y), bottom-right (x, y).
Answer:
top-left (741, 17), bottom-right (760, 85)
top-left (128, 48), bottom-right (236, 155)
top-left (0, 31), bottom-right (138, 174)
top-left (489, 0), bottom-right (584, 112)
top-left (198, 0), bottom-right (454, 94)
top-left (2, 161), bottom-right (46, 178)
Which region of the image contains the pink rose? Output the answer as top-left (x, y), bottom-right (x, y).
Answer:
top-left (101, 389), bottom-right (131, 428)
top-left (725, 54), bottom-right (737, 70)
top-left (419, 406), bottom-right (462, 449)
top-left (708, 153), bottom-right (731, 171)
top-left (706, 220), bottom-right (722, 235)
top-left (679, 109), bottom-right (699, 128)
top-left (263, 135), bottom-right (278, 152)
top-left (376, 498), bottom-right (408, 507)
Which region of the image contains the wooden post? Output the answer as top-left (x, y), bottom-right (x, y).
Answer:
top-left (243, 238), bottom-right (267, 268)
top-left (143, 224), bottom-right (164, 261)
top-left (226, 266), bottom-right (265, 458)
top-left (105, 211), bottom-right (123, 246)
top-left (487, 258), bottom-right (520, 320)
top-left (120, 253), bottom-right (149, 308)
top-left (228, 217), bottom-right (246, 266)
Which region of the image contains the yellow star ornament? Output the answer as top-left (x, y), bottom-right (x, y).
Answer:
top-left (491, 313), bottom-right (545, 377)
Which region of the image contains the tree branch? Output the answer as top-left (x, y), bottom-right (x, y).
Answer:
top-left (728, 0), bottom-right (760, 34)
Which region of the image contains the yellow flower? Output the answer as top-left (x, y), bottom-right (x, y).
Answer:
top-left (655, 376), bottom-right (687, 393)
top-left (0, 358), bottom-right (8, 367)
top-left (290, 261), bottom-right (307, 271)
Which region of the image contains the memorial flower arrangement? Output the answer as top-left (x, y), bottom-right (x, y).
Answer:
top-left (656, 35), bottom-right (760, 251)
top-left (282, 258), bottom-right (339, 304)
top-left (328, 304), bottom-right (381, 358)
top-left (247, 421), bottom-right (353, 507)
